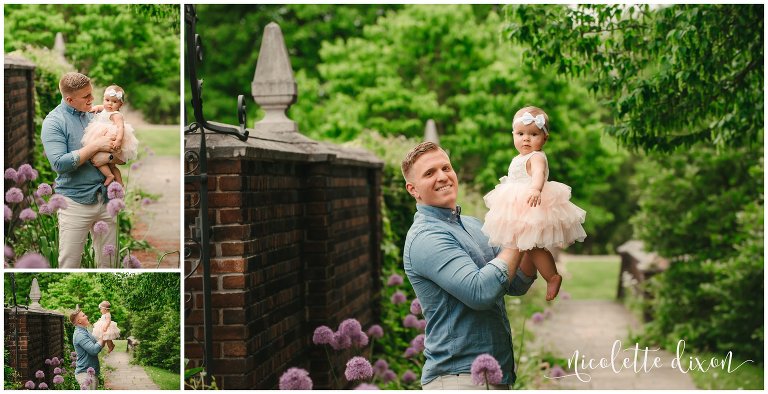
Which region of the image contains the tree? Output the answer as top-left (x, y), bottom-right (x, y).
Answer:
top-left (505, 4), bottom-right (764, 152)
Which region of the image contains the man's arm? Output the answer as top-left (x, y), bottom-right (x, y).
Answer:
top-left (407, 231), bottom-right (511, 310)
top-left (74, 331), bottom-right (103, 356)
top-left (42, 117), bottom-right (115, 172)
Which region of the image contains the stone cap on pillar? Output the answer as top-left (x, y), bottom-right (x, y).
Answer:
top-left (424, 119), bottom-right (439, 145)
top-left (4, 54), bottom-right (35, 70)
top-left (251, 22), bottom-right (298, 134)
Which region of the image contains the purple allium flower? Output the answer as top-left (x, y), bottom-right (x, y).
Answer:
top-left (103, 244), bottom-right (116, 257)
top-left (19, 208), bottom-right (36, 221)
top-left (107, 182), bottom-right (125, 200)
top-left (470, 354), bottom-right (503, 386)
top-left (543, 309), bottom-right (553, 319)
top-left (403, 347), bottom-right (418, 358)
top-left (367, 324), bottom-right (383, 339)
top-left (354, 383), bottom-right (379, 390)
top-left (5, 188), bottom-right (24, 204)
top-left (381, 369), bottom-right (397, 383)
top-left (403, 314), bottom-right (419, 328)
top-left (561, 291), bottom-right (571, 300)
top-left (18, 164), bottom-right (37, 181)
top-left (107, 198), bottom-right (125, 217)
top-left (339, 318), bottom-right (363, 338)
top-left (387, 273), bottom-right (403, 286)
top-left (402, 370), bottom-right (417, 384)
top-left (418, 319), bottom-right (427, 332)
top-left (330, 331), bottom-right (352, 350)
top-left (48, 194), bottom-right (68, 211)
top-left (123, 255), bottom-right (142, 269)
top-left (45, 359), bottom-right (52, 365)
top-left (344, 356), bottom-right (373, 381)
top-left (53, 375), bottom-right (64, 385)
top-left (15, 253), bottom-right (50, 269)
top-left (531, 312), bottom-right (545, 324)
top-left (71, 351), bottom-right (77, 359)
top-left (24, 381), bottom-right (35, 389)
top-left (4, 205), bottom-right (11, 221)
top-left (410, 334), bottom-right (425, 352)
top-left (391, 291), bottom-right (407, 305)
top-left (550, 365), bottom-right (566, 378)
top-left (71, 361), bottom-right (76, 368)
top-left (141, 198), bottom-right (152, 206)
top-left (38, 203), bottom-right (54, 215)
top-left (5, 168), bottom-right (17, 181)
top-left (410, 298), bottom-right (422, 315)
top-left (53, 367), bottom-right (62, 375)
top-left (351, 331), bottom-right (369, 348)
top-left (37, 183), bottom-right (53, 196)
top-left (5, 245), bottom-right (14, 260)
top-left (84, 377), bottom-right (93, 386)
top-left (35, 370), bottom-right (45, 379)
top-left (86, 367), bottom-right (95, 376)
top-left (52, 357), bottom-right (60, 366)
top-left (130, 162), bottom-right (141, 171)
top-left (373, 359), bottom-right (389, 375)
top-left (93, 221), bottom-right (109, 236)
top-left (38, 382), bottom-right (48, 389)
top-left (80, 383), bottom-right (88, 390)
top-left (313, 325), bottom-right (334, 345)
top-left (278, 367), bottom-right (312, 390)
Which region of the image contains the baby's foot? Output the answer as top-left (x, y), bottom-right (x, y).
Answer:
top-left (103, 174), bottom-right (115, 186)
top-left (545, 274), bottom-right (562, 301)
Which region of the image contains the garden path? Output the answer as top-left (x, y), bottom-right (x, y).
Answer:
top-left (530, 298), bottom-right (697, 389)
top-left (127, 132), bottom-right (180, 268)
top-left (103, 351), bottom-right (159, 390)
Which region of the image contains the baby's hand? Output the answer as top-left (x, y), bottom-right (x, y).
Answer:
top-left (527, 189), bottom-right (541, 207)
top-left (90, 105), bottom-right (104, 113)
top-left (112, 139), bottom-right (123, 151)
top-left (103, 326), bottom-right (108, 332)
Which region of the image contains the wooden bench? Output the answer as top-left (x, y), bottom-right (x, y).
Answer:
top-left (126, 336), bottom-right (140, 353)
top-left (616, 240), bottom-right (669, 321)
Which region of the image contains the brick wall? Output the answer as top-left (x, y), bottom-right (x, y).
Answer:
top-left (4, 55), bottom-right (36, 170)
top-left (4, 308), bottom-right (65, 386)
top-left (185, 135), bottom-right (383, 389)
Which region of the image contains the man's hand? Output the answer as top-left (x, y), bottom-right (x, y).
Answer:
top-left (91, 151), bottom-right (113, 167)
top-left (497, 247), bottom-right (522, 277)
top-left (97, 339), bottom-right (105, 347)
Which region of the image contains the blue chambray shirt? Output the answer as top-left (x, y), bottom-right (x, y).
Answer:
top-left (73, 326), bottom-right (102, 375)
top-left (41, 100), bottom-right (106, 204)
top-left (403, 204), bottom-right (536, 386)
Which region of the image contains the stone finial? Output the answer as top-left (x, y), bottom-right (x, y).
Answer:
top-left (252, 22), bottom-right (298, 133)
top-left (53, 32), bottom-right (66, 58)
top-left (28, 278), bottom-right (43, 311)
top-left (424, 119), bottom-right (440, 145)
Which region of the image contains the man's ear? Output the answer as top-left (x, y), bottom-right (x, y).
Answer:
top-left (405, 182), bottom-right (419, 199)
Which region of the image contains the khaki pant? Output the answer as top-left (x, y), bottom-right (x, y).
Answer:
top-left (75, 372), bottom-right (97, 390)
top-left (58, 194), bottom-right (117, 268)
top-left (422, 373), bottom-right (510, 390)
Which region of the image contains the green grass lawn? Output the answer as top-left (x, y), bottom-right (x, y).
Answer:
top-left (143, 365), bottom-right (181, 390)
top-left (560, 258), bottom-right (621, 300)
top-left (687, 352), bottom-right (763, 390)
top-left (133, 125), bottom-right (180, 157)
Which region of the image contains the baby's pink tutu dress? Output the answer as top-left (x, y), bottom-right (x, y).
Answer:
top-left (482, 151), bottom-right (586, 250)
top-left (92, 312), bottom-right (121, 341)
top-left (81, 110), bottom-right (139, 161)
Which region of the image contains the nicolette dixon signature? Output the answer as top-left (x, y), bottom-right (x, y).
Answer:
top-left (546, 340), bottom-right (754, 382)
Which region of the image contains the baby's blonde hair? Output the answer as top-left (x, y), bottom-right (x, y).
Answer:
top-left (59, 72), bottom-right (91, 98)
top-left (513, 106), bottom-right (550, 132)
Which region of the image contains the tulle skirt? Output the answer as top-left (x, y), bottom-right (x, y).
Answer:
top-left (482, 180), bottom-right (587, 251)
top-left (92, 320), bottom-right (121, 340)
top-left (81, 120), bottom-right (139, 161)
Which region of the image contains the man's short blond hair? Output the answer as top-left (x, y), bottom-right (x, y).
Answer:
top-left (401, 141), bottom-right (443, 181)
top-left (68, 308), bottom-right (82, 325)
top-left (59, 72), bottom-right (91, 98)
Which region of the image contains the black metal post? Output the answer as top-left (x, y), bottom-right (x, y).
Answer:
top-left (183, 4), bottom-right (248, 384)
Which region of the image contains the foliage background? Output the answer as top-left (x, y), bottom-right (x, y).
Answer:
top-left (4, 4), bottom-right (179, 124)
top-left (4, 273), bottom-right (181, 372)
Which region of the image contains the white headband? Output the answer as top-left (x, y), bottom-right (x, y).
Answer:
top-left (105, 88), bottom-right (123, 101)
top-left (513, 112), bottom-right (548, 134)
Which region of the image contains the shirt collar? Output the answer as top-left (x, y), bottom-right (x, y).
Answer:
top-left (61, 99), bottom-right (87, 116)
top-left (416, 204), bottom-right (462, 222)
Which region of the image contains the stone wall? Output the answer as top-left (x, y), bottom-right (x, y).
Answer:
top-left (4, 55), bottom-right (36, 170)
top-left (4, 308), bottom-right (65, 386)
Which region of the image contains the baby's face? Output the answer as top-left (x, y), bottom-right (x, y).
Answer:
top-left (103, 94), bottom-right (123, 112)
top-left (513, 122), bottom-right (548, 155)
top-left (100, 307), bottom-right (108, 314)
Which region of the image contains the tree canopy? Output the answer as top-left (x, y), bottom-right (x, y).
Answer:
top-left (505, 4), bottom-right (764, 152)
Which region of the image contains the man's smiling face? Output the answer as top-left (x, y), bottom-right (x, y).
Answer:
top-left (406, 149), bottom-right (459, 209)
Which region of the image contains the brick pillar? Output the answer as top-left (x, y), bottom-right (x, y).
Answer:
top-left (4, 55), bottom-right (36, 170)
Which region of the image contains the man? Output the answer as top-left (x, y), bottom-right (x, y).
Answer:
top-left (70, 306), bottom-right (104, 390)
top-left (41, 72), bottom-right (121, 268)
top-left (402, 141), bottom-right (537, 390)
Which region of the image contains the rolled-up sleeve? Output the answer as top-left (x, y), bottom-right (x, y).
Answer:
top-left (507, 269), bottom-right (536, 296)
top-left (41, 115), bottom-right (79, 174)
top-left (74, 331), bottom-right (102, 356)
top-left (408, 230), bottom-right (509, 310)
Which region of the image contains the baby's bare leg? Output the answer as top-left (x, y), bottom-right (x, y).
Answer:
top-left (110, 164), bottom-right (123, 186)
top-left (98, 164), bottom-right (115, 186)
top-left (527, 248), bottom-right (562, 301)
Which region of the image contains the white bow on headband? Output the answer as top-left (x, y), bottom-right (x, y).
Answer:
top-left (105, 89), bottom-right (123, 101)
top-left (514, 112), bottom-right (548, 134)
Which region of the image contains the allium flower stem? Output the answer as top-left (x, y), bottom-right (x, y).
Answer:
top-left (323, 345), bottom-right (339, 387)
top-left (484, 371), bottom-right (489, 390)
top-left (515, 304), bottom-right (527, 374)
